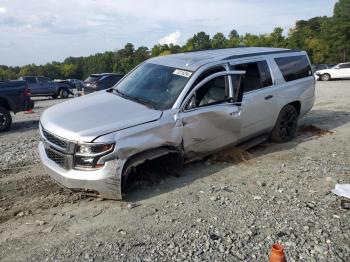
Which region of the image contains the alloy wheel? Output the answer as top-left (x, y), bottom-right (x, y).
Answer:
top-left (279, 107), bottom-right (298, 140)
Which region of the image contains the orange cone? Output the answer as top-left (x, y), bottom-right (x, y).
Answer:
top-left (269, 243), bottom-right (286, 262)
top-left (24, 108), bottom-right (33, 114)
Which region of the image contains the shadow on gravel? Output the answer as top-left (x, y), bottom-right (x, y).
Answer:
top-left (0, 120), bottom-right (39, 136)
top-left (123, 109), bottom-right (350, 202)
top-left (32, 97), bottom-right (55, 102)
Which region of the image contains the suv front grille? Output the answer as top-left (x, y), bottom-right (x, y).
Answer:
top-left (42, 129), bottom-right (68, 150)
top-left (45, 147), bottom-right (67, 168)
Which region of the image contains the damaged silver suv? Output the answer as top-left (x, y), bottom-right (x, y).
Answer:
top-left (39, 47), bottom-right (315, 199)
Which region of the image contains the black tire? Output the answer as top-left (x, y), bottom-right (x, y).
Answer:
top-left (0, 107), bottom-right (12, 132)
top-left (321, 73), bottom-right (331, 81)
top-left (60, 89), bottom-right (69, 99)
top-left (270, 104), bottom-right (298, 143)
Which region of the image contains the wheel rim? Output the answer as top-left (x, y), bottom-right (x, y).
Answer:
top-left (322, 74), bottom-right (329, 81)
top-left (279, 108), bottom-right (297, 139)
top-left (63, 90), bottom-right (68, 97)
top-left (0, 112), bottom-right (6, 128)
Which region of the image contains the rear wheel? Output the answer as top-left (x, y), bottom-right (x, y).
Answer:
top-left (60, 89), bottom-right (69, 99)
top-left (270, 104), bottom-right (298, 143)
top-left (0, 107), bottom-right (12, 132)
top-left (321, 73), bottom-right (331, 81)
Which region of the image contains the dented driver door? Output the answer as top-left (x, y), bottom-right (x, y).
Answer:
top-left (179, 71), bottom-right (245, 157)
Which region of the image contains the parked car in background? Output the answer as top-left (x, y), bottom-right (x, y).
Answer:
top-left (0, 80), bottom-right (34, 131)
top-left (19, 76), bottom-right (74, 99)
top-left (84, 73), bottom-right (124, 93)
top-left (314, 62), bottom-right (350, 81)
top-left (39, 47), bottom-right (315, 200)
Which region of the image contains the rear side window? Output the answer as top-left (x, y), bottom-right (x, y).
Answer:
top-left (339, 63), bottom-right (350, 69)
top-left (274, 55), bottom-right (312, 82)
top-left (232, 62), bottom-right (261, 93)
top-left (258, 61), bottom-right (272, 87)
top-left (25, 77), bottom-right (36, 83)
top-left (231, 61), bottom-right (271, 93)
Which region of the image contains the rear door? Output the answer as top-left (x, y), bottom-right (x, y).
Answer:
top-left (338, 63), bottom-right (350, 78)
top-left (37, 77), bottom-right (51, 94)
top-left (230, 60), bottom-right (276, 139)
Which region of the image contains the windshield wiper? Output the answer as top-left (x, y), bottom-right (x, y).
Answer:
top-left (113, 89), bottom-right (158, 110)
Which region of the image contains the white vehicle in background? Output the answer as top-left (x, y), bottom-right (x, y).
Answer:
top-left (314, 62), bottom-right (350, 81)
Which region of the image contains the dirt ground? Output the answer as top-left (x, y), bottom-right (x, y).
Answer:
top-left (0, 81), bottom-right (349, 261)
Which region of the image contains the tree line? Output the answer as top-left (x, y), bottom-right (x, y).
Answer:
top-left (0, 0), bottom-right (349, 81)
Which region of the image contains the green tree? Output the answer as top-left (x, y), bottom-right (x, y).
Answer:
top-left (228, 29), bottom-right (239, 40)
top-left (61, 63), bottom-right (78, 79)
top-left (267, 27), bottom-right (286, 47)
top-left (211, 33), bottom-right (228, 49)
top-left (329, 0), bottom-right (350, 61)
top-left (183, 32), bottom-right (211, 51)
top-left (227, 29), bottom-right (240, 47)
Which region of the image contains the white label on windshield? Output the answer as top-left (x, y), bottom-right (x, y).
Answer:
top-left (173, 69), bottom-right (192, 78)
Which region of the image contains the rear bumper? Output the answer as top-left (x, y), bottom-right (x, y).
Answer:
top-left (38, 142), bottom-right (122, 199)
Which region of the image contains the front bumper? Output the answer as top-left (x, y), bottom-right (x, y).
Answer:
top-left (38, 142), bottom-right (122, 199)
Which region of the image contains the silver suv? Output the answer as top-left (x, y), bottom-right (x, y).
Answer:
top-left (39, 47), bottom-right (315, 199)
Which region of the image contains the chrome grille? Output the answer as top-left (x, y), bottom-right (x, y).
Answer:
top-left (45, 147), bottom-right (67, 168)
top-left (42, 129), bottom-right (68, 150)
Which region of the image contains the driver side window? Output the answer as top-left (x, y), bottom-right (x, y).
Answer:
top-left (186, 75), bottom-right (229, 109)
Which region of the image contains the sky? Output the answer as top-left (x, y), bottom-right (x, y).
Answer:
top-left (0, 0), bottom-right (338, 66)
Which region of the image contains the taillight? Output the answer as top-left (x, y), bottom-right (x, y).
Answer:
top-left (24, 84), bottom-right (31, 97)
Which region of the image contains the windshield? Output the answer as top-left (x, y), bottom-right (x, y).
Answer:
top-left (114, 63), bottom-right (192, 110)
top-left (85, 75), bottom-right (101, 83)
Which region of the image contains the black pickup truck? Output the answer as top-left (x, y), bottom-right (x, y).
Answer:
top-left (0, 80), bottom-right (34, 131)
top-left (19, 76), bottom-right (74, 99)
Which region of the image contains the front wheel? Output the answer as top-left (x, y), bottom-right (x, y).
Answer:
top-left (321, 73), bottom-right (331, 81)
top-left (270, 105), bottom-right (298, 143)
top-left (60, 89), bottom-right (69, 99)
top-left (0, 107), bottom-right (12, 132)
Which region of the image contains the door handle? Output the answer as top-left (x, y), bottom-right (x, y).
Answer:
top-left (265, 95), bottom-right (273, 100)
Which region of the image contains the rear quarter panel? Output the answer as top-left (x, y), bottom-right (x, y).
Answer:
top-left (266, 53), bottom-right (315, 123)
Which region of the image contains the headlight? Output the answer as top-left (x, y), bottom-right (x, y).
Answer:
top-left (74, 143), bottom-right (114, 169)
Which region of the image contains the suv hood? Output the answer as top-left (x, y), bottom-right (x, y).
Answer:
top-left (40, 91), bottom-right (162, 142)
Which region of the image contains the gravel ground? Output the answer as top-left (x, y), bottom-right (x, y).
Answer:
top-left (0, 82), bottom-right (349, 261)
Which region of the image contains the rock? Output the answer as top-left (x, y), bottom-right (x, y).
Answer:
top-left (127, 203), bottom-right (141, 209)
top-left (253, 196), bottom-right (262, 200)
top-left (209, 234), bottom-right (220, 241)
top-left (257, 181), bottom-right (266, 187)
top-left (16, 211), bottom-right (25, 217)
top-left (117, 229), bottom-right (127, 235)
top-left (219, 244), bottom-right (225, 253)
top-left (210, 196), bottom-right (219, 201)
top-left (35, 220), bottom-right (47, 226)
